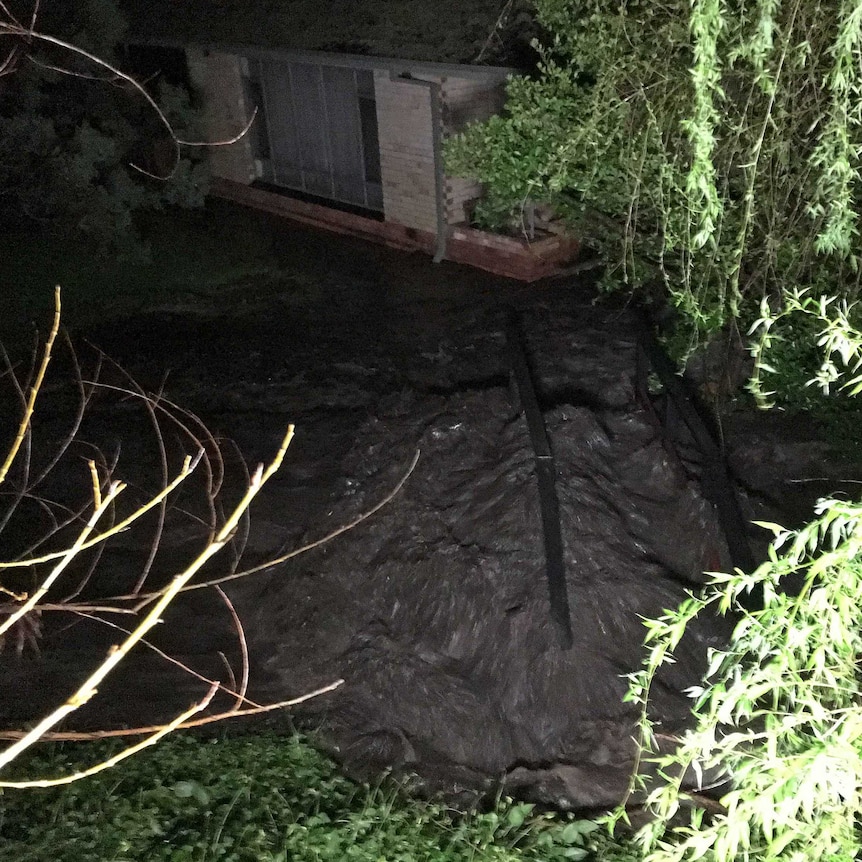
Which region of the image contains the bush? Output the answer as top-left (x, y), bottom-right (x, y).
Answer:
top-left (0, 0), bottom-right (208, 257)
top-left (447, 0), bottom-right (862, 356)
top-left (617, 498), bottom-right (862, 862)
top-left (614, 300), bottom-right (862, 860)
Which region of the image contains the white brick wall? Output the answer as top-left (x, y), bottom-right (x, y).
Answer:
top-left (440, 76), bottom-right (508, 225)
top-left (186, 48), bottom-right (256, 185)
top-left (374, 71), bottom-right (440, 234)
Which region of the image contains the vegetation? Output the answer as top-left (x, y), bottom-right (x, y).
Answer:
top-left (0, 273), bottom-right (633, 853)
top-left (449, 2), bottom-right (862, 860)
top-left (615, 496), bottom-right (862, 862)
top-left (446, 0), bottom-right (862, 359)
top-left (0, 732), bottom-right (635, 862)
top-left (4, 2), bottom-right (862, 859)
top-left (604, 300), bottom-right (862, 862)
top-left (0, 285), bottom-right (329, 779)
top-left (0, 0), bottom-right (207, 256)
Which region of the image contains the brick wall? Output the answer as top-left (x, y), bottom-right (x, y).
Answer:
top-left (440, 76), bottom-right (508, 226)
top-left (189, 49), bottom-right (510, 237)
top-left (186, 48), bottom-right (256, 185)
top-left (374, 71), bottom-right (440, 234)
top-left (374, 70), bottom-right (510, 235)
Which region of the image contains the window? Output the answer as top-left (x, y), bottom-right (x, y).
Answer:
top-left (246, 58), bottom-right (383, 212)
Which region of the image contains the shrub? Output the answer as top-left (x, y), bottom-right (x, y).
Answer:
top-left (614, 299), bottom-right (862, 861)
top-left (447, 0), bottom-right (862, 356)
top-left (0, 0), bottom-right (208, 257)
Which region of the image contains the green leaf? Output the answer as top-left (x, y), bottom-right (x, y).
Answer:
top-left (171, 781), bottom-right (196, 799)
top-left (506, 803), bottom-right (532, 828)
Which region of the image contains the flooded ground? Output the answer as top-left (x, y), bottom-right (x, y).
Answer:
top-left (1, 204), bottom-right (856, 809)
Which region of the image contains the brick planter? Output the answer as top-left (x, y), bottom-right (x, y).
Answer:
top-left (210, 178), bottom-right (580, 282)
top-left (446, 224), bottom-right (580, 282)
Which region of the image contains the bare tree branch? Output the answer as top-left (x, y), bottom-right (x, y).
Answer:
top-left (0, 8), bottom-right (258, 178)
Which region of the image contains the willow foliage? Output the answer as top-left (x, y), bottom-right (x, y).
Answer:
top-left (614, 496), bottom-right (862, 862)
top-left (448, 0), bottom-right (862, 345)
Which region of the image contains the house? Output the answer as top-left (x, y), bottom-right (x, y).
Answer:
top-left (128, 2), bottom-right (578, 279)
top-left (189, 45), bottom-right (505, 250)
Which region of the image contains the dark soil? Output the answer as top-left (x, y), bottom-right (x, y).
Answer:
top-left (1, 204), bottom-right (858, 810)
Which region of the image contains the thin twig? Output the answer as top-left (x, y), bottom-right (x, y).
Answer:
top-left (786, 477), bottom-right (862, 484)
top-left (0, 602), bottom-right (136, 614)
top-left (475, 0), bottom-right (514, 63)
top-left (84, 373), bottom-right (224, 542)
top-left (0, 450), bottom-right (204, 570)
top-left (0, 22), bottom-right (258, 179)
top-left (214, 585), bottom-right (250, 709)
top-left (139, 448), bottom-right (420, 599)
top-left (0, 1), bottom-right (23, 28)
top-left (0, 427), bottom-right (294, 771)
top-left (218, 650), bottom-right (238, 694)
top-left (0, 683), bottom-right (220, 787)
top-left (107, 360), bottom-right (174, 595)
top-left (0, 679), bottom-right (343, 745)
top-left (0, 480), bottom-right (126, 642)
top-left (73, 610), bottom-right (262, 709)
top-left (0, 285), bottom-right (60, 486)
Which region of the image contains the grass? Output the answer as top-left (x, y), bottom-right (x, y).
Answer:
top-left (0, 732), bottom-right (641, 862)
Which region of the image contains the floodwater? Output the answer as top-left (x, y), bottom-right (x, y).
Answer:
top-left (0, 211), bottom-right (851, 810)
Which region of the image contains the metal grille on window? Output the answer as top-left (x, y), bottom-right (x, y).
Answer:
top-left (247, 57), bottom-right (383, 212)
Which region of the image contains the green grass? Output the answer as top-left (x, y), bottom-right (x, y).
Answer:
top-left (0, 732), bottom-right (640, 862)
top-left (0, 202), bottom-right (284, 341)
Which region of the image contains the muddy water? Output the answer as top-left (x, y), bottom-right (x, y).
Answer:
top-left (0, 217), bottom-right (849, 809)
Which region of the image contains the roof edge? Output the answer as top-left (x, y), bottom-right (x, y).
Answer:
top-left (133, 37), bottom-right (517, 80)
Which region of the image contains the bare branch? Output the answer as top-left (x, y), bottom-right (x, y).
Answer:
top-left (0, 679), bottom-right (344, 746)
top-left (0, 2), bottom-right (20, 26)
top-left (73, 610), bottom-right (263, 709)
top-left (0, 285), bottom-right (60, 486)
top-left (0, 449), bottom-right (204, 570)
top-left (0, 426), bottom-right (294, 771)
top-left (0, 20), bottom-right (258, 179)
top-left (0, 478), bottom-right (127, 642)
top-left (214, 584), bottom-right (251, 709)
top-left (165, 448), bottom-right (421, 596)
top-left (0, 682), bottom-right (220, 787)
top-left (0, 602), bottom-right (136, 614)
top-left (99, 360), bottom-right (188, 594)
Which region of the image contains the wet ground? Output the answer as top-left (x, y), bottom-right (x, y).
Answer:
top-left (1, 206), bottom-right (858, 810)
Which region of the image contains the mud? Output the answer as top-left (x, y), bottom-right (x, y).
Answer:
top-left (0, 211), bottom-right (855, 811)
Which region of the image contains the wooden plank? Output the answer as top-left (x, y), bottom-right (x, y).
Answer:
top-left (506, 309), bottom-right (574, 650)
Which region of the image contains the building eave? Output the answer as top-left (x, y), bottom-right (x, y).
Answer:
top-left (148, 37), bottom-right (517, 81)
